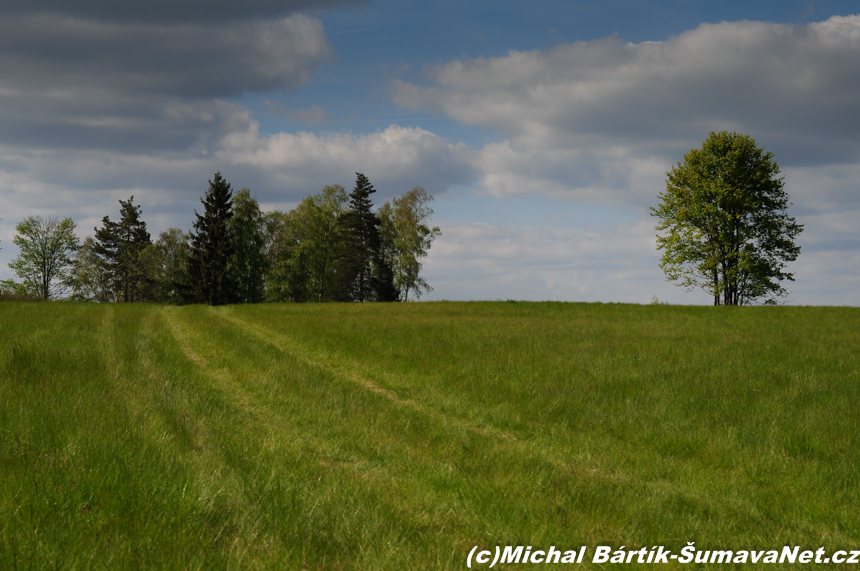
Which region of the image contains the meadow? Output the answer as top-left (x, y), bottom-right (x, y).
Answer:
top-left (1, 301), bottom-right (858, 569)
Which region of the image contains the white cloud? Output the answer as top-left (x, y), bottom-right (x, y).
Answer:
top-left (217, 123), bottom-right (478, 200)
top-left (394, 15), bottom-right (860, 204)
top-left (0, 124), bottom-right (478, 253)
top-left (422, 220), bottom-right (679, 303)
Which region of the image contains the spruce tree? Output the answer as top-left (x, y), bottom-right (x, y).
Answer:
top-left (93, 196), bottom-right (151, 302)
top-left (182, 172), bottom-right (238, 305)
top-left (334, 173), bottom-right (398, 302)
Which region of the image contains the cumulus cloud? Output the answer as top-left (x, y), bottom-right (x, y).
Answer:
top-left (421, 220), bottom-right (678, 303)
top-left (393, 15), bottom-right (860, 202)
top-left (217, 123), bottom-right (478, 199)
top-left (0, 124), bottom-right (478, 256)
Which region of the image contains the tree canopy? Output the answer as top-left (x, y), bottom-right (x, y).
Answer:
top-left (378, 186), bottom-right (441, 301)
top-left (229, 188), bottom-right (267, 303)
top-left (69, 236), bottom-right (115, 303)
top-left (139, 229), bottom-right (191, 305)
top-left (7, 216), bottom-right (80, 300)
top-left (93, 196), bottom-right (152, 302)
top-left (266, 184), bottom-right (348, 303)
top-left (183, 172), bottom-right (237, 306)
top-left (334, 173), bottom-right (398, 302)
top-left (5, 172), bottom-right (439, 305)
top-left (651, 131), bottom-right (803, 305)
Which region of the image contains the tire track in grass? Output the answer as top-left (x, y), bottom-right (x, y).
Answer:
top-left (102, 306), bottom-right (275, 555)
top-left (100, 307), bottom-right (236, 480)
top-left (213, 308), bottom-right (527, 445)
top-left (207, 307), bottom-right (788, 555)
top-left (161, 306), bottom-right (266, 432)
top-left (210, 307), bottom-right (759, 505)
top-left (164, 307), bottom-right (513, 565)
top-left (162, 306), bottom-right (406, 470)
top-left (209, 308), bottom-right (653, 543)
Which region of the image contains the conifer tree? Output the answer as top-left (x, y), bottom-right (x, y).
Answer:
top-left (182, 172), bottom-right (237, 305)
top-left (93, 196), bottom-right (151, 302)
top-left (334, 173), bottom-right (398, 302)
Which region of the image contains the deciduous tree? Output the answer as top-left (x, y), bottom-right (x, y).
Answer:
top-left (8, 215), bottom-right (80, 300)
top-left (651, 131), bottom-right (802, 305)
top-left (69, 236), bottom-right (115, 302)
top-left (228, 188), bottom-right (267, 303)
top-left (266, 184), bottom-right (348, 302)
top-left (139, 228), bottom-right (190, 304)
top-left (378, 186), bottom-right (441, 301)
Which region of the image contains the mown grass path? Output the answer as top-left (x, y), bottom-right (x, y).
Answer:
top-left (1, 302), bottom-right (859, 569)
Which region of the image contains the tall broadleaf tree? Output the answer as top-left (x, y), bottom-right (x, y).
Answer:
top-left (378, 186), bottom-right (441, 301)
top-left (334, 173), bottom-right (397, 302)
top-left (652, 131), bottom-right (803, 305)
top-left (139, 228), bottom-right (190, 305)
top-left (7, 215), bottom-right (80, 300)
top-left (69, 236), bottom-right (115, 302)
top-left (266, 184), bottom-right (348, 303)
top-left (93, 196), bottom-right (152, 302)
top-left (182, 172), bottom-right (237, 305)
top-left (228, 188), bottom-right (267, 303)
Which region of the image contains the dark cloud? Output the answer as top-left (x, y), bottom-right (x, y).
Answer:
top-left (0, 14), bottom-right (332, 152)
top-left (0, 15), bottom-right (332, 96)
top-left (0, 0), bottom-right (365, 24)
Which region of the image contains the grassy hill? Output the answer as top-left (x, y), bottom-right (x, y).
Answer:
top-left (1, 301), bottom-right (859, 569)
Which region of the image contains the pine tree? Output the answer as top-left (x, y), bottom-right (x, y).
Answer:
top-left (334, 173), bottom-right (398, 302)
top-left (182, 172), bottom-right (237, 305)
top-left (93, 196), bottom-right (151, 302)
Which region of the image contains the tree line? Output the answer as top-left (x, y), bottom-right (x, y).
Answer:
top-left (0, 172), bottom-right (441, 305)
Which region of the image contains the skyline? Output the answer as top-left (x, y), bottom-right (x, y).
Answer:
top-left (1, 0), bottom-right (858, 304)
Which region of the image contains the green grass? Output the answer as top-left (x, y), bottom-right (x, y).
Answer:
top-left (1, 301), bottom-right (858, 569)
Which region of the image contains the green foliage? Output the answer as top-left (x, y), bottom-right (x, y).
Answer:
top-left (334, 173), bottom-right (398, 302)
top-left (139, 228), bottom-right (190, 305)
top-left (228, 189), bottom-right (267, 303)
top-left (183, 172), bottom-right (237, 306)
top-left (378, 186), bottom-right (441, 301)
top-left (652, 131), bottom-right (803, 305)
top-left (0, 279), bottom-right (41, 301)
top-left (266, 184), bottom-right (348, 302)
top-left (7, 215), bottom-right (80, 300)
top-left (69, 236), bottom-right (116, 302)
top-left (93, 196), bottom-right (152, 302)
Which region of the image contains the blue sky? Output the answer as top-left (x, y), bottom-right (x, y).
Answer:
top-left (1, 0), bottom-right (858, 304)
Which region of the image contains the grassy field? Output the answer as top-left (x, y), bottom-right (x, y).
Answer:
top-left (1, 301), bottom-right (859, 569)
